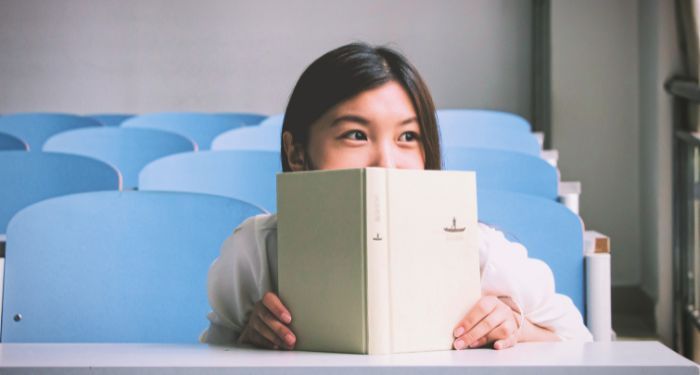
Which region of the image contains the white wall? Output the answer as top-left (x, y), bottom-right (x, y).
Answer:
top-left (0, 0), bottom-right (532, 117)
top-left (551, 0), bottom-right (641, 286)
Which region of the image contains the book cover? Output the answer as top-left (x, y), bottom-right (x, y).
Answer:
top-left (277, 168), bottom-right (481, 354)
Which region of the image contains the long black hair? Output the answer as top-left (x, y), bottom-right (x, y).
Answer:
top-left (281, 43), bottom-right (441, 171)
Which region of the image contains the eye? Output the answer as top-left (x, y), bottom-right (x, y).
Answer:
top-left (398, 131), bottom-right (420, 142)
top-left (342, 130), bottom-right (368, 141)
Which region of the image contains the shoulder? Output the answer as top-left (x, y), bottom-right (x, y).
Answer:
top-left (218, 213), bottom-right (277, 257)
top-left (477, 222), bottom-right (528, 258)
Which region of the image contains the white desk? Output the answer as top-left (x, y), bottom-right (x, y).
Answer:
top-left (0, 341), bottom-right (697, 374)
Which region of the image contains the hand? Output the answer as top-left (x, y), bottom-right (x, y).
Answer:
top-left (452, 296), bottom-right (521, 350)
top-left (237, 292), bottom-right (296, 350)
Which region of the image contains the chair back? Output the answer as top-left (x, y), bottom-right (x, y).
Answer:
top-left (258, 114), bottom-right (284, 129)
top-left (0, 113), bottom-right (101, 151)
top-left (216, 112), bottom-right (268, 126)
top-left (0, 151), bottom-right (121, 233)
top-left (87, 114), bottom-right (134, 127)
top-left (44, 128), bottom-right (196, 189)
top-left (437, 109), bottom-right (531, 133)
top-left (478, 189), bottom-right (584, 313)
top-left (122, 113), bottom-right (244, 150)
top-left (0, 132), bottom-right (28, 151)
top-left (444, 147), bottom-right (558, 200)
top-left (140, 150), bottom-right (281, 212)
top-left (2, 191), bottom-right (263, 342)
top-left (211, 125), bottom-right (281, 151)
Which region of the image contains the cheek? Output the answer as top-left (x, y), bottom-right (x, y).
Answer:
top-left (396, 149), bottom-right (426, 170)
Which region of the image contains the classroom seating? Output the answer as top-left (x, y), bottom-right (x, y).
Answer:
top-left (210, 125), bottom-right (281, 151)
top-left (0, 113), bottom-right (102, 151)
top-left (477, 189), bottom-right (584, 314)
top-left (437, 109), bottom-right (531, 133)
top-left (1, 191), bottom-right (263, 343)
top-left (439, 123), bottom-right (541, 156)
top-left (216, 112), bottom-right (268, 126)
top-left (44, 127), bottom-right (197, 189)
top-left (257, 113), bottom-right (284, 128)
top-left (87, 114), bottom-right (135, 127)
top-left (0, 132), bottom-right (27, 151)
top-left (139, 150), bottom-right (281, 212)
top-left (43, 128), bottom-right (197, 189)
top-left (121, 113), bottom-right (244, 150)
top-left (0, 151), bottom-right (121, 234)
top-left (443, 147), bottom-right (558, 200)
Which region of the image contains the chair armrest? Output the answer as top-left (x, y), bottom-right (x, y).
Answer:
top-left (584, 230), bottom-right (612, 341)
top-left (541, 149), bottom-right (559, 167)
top-left (584, 231), bottom-right (610, 254)
top-left (558, 181), bottom-right (581, 214)
top-left (533, 131), bottom-right (545, 149)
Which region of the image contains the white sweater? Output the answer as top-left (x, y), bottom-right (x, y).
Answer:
top-left (202, 214), bottom-right (593, 345)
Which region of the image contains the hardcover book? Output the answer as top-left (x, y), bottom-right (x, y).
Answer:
top-left (277, 168), bottom-right (481, 354)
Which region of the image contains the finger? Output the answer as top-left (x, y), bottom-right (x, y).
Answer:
top-left (249, 329), bottom-right (280, 349)
top-left (257, 305), bottom-right (296, 348)
top-left (251, 312), bottom-right (284, 348)
top-left (488, 319), bottom-right (518, 341)
top-left (262, 292), bottom-right (292, 324)
top-left (459, 305), bottom-right (511, 347)
top-left (493, 334), bottom-right (518, 350)
top-left (242, 325), bottom-right (279, 349)
top-left (453, 296), bottom-right (499, 337)
top-left (469, 336), bottom-right (489, 349)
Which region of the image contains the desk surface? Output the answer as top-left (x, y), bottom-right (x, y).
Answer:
top-left (0, 341), bottom-right (697, 375)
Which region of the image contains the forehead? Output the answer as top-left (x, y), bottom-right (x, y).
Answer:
top-left (331, 81), bottom-right (416, 117)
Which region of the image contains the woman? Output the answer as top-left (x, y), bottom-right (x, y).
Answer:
top-left (203, 43), bottom-right (592, 351)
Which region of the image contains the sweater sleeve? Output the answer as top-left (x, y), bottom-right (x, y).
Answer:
top-left (201, 214), bottom-right (276, 345)
top-left (478, 224), bottom-right (593, 342)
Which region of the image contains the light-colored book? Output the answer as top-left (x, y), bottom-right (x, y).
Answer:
top-left (277, 168), bottom-right (481, 354)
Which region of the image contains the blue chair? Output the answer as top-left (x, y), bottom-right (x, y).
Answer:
top-left (121, 113), bottom-right (244, 150)
top-left (1, 191), bottom-right (263, 343)
top-left (0, 113), bottom-right (102, 151)
top-left (443, 147), bottom-right (558, 200)
top-left (0, 132), bottom-right (28, 151)
top-left (211, 125), bottom-right (281, 151)
top-left (0, 151), bottom-right (121, 234)
top-left (478, 189), bottom-right (584, 314)
top-left (43, 128), bottom-right (196, 189)
top-left (88, 114), bottom-right (135, 127)
top-left (437, 109), bottom-right (531, 133)
top-left (440, 127), bottom-right (541, 157)
top-left (216, 112), bottom-right (268, 126)
top-left (140, 150), bottom-right (281, 213)
top-left (258, 113), bottom-right (284, 129)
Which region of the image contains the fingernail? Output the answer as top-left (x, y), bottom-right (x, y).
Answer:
top-left (281, 313), bottom-right (292, 324)
top-left (454, 339), bottom-right (465, 350)
top-left (285, 334), bottom-right (295, 346)
top-left (469, 341), bottom-right (479, 348)
top-left (453, 327), bottom-right (464, 337)
top-left (494, 342), bottom-right (502, 350)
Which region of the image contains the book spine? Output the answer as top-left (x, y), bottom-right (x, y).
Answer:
top-left (365, 168), bottom-right (391, 354)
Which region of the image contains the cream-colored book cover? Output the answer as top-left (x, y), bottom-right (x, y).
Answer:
top-left (277, 168), bottom-right (481, 354)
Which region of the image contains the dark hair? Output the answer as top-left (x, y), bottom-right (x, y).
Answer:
top-left (281, 43), bottom-right (441, 171)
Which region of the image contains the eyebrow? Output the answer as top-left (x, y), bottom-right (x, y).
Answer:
top-left (330, 115), bottom-right (418, 127)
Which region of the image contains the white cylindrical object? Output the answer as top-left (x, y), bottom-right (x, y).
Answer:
top-left (585, 253), bottom-right (612, 341)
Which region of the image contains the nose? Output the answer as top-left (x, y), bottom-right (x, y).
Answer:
top-left (371, 141), bottom-right (396, 168)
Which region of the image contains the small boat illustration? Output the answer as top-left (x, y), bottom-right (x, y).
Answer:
top-left (444, 217), bottom-right (466, 233)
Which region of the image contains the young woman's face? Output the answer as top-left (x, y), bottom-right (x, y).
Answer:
top-left (285, 81), bottom-right (426, 171)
